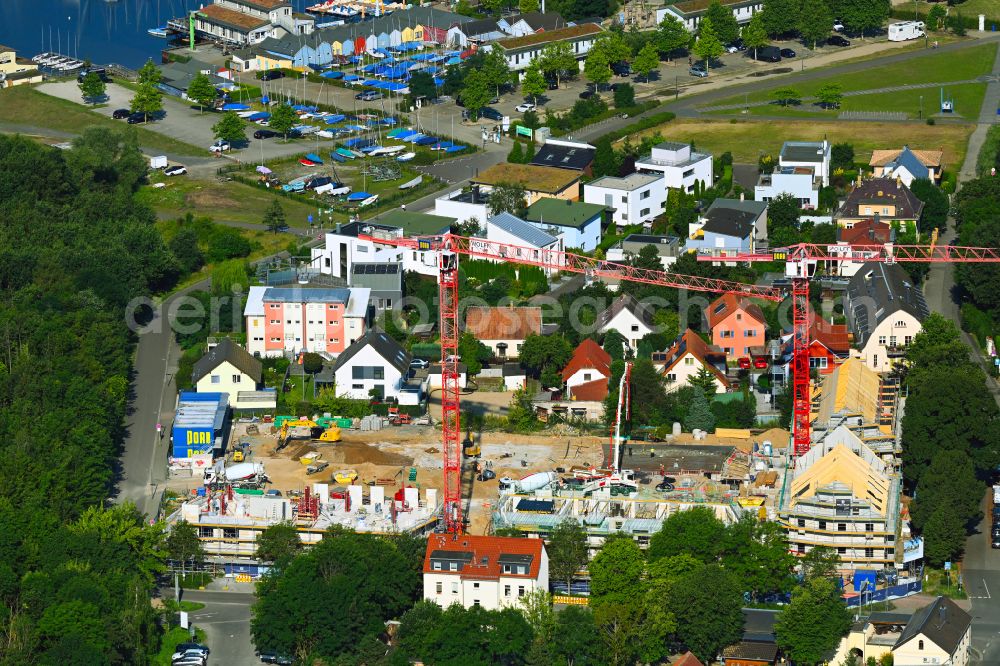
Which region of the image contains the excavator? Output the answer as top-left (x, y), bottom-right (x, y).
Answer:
top-left (276, 419), bottom-right (342, 451)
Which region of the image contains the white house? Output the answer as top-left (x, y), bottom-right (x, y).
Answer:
top-left (191, 338), bottom-right (275, 410)
top-left (846, 262), bottom-right (928, 372)
top-left (596, 294), bottom-right (656, 352)
top-left (523, 198), bottom-right (605, 252)
top-left (870, 147), bottom-right (942, 185)
top-left (426, 363), bottom-right (469, 390)
top-left (634, 141), bottom-right (713, 194)
top-left (329, 328), bottom-right (419, 404)
top-left (422, 533), bottom-right (549, 611)
top-left (311, 219), bottom-right (445, 281)
top-left (890, 597), bottom-right (971, 666)
top-left (584, 173), bottom-right (665, 229)
top-left (755, 167), bottom-right (821, 209)
top-left (657, 0), bottom-right (763, 32)
top-left (497, 11), bottom-right (569, 37)
top-left (489, 23), bottom-right (603, 72)
top-left (779, 139), bottom-right (831, 186)
top-left (480, 212), bottom-right (566, 276)
top-left (605, 234), bottom-right (680, 272)
top-left (561, 339), bottom-right (611, 396)
top-left (193, 0), bottom-right (314, 46)
top-left (654, 329), bottom-right (731, 394)
top-left (434, 188), bottom-right (491, 232)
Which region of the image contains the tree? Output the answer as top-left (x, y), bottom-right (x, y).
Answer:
top-left (263, 199), bottom-right (287, 233)
top-left (687, 366), bottom-right (719, 395)
top-left (584, 49), bottom-right (612, 88)
top-left (648, 506), bottom-right (726, 562)
top-left (256, 521), bottom-right (303, 567)
top-left (613, 83), bottom-right (635, 109)
top-left (589, 538), bottom-right (644, 606)
top-left (603, 329), bottom-right (627, 361)
top-left (482, 48), bottom-right (512, 99)
top-left (507, 387), bottom-right (540, 432)
top-left (408, 70), bottom-right (437, 101)
top-left (922, 503), bottom-right (968, 567)
top-left (693, 17), bottom-right (724, 71)
top-left (633, 43), bottom-right (659, 82)
top-left (909, 178), bottom-right (950, 234)
top-left (539, 41), bottom-right (577, 87)
top-left (927, 4), bottom-right (946, 31)
top-left (771, 87), bottom-right (801, 106)
top-left (760, 0), bottom-right (800, 37)
top-left (798, 0), bottom-right (833, 48)
top-left (212, 110), bottom-right (247, 144)
top-left (519, 0), bottom-right (539, 12)
top-left (667, 564), bottom-right (744, 662)
top-left (458, 332), bottom-right (492, 375)
top-left (169, 228), bottom-right (204, 274)
top-left (137, 59), bottom-right (161, 86)
top-left (656, 14), bottom-right (691, 59)
top-left (911, 450), bottom-right (982, 530)
top-left (508, 140), bottom-right (525, 164)
top-left (553, 606), bottom-right (603, 666)
top-left (166, 520), bottom-right (203, 576)
top-left (269, 103), bottom-right (298, 139)
top-left (684, 387), bottom-right (716, 432)
top-left (462, 69), bottom-right (492, 119)
top-left (703, 0), bottom-right (740, 45)
top-left (775, 577), bottom-right (852, 665)
top-left (830, 142), bottom-right (855, 171)
top-left (211, 259), bottom-right (250, 296)
top-left (593, 32), bottom-right (633, 66)
top-left (186, 72), bottom-right (217, 112)
top-left (302, 352), bottom-right (324, 376)
top-left (816, 82), bottom-right (843, 109)
top-left (129, 83), bottom-right (163, 120)
top-left (801, 545), bottom-right (841, 581)
top-left (524, 141), bottom-right (535, 163)
top-left (838, 0), bottom-right (890, 37)
top-left (548, 520), bottom-right (589, 592)
top-left (592, 135), bottom-right (623, 178)
top-left (742, 12), bottom-right (769, 60)
top-left (521, 63), bottom-right (547, 105)
top-left (487, 182), bottom-right (528, 217)
top-left (78, 71), bottom-right (106, 105)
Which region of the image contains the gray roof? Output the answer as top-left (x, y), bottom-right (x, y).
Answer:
top-left (588, 172), bottom-right (662, 191)
top-left (350, 263), bottom-right (402, 292)
top-left (597, 293), bottom-right (655, 330)
top-left (700, 208), bottom-right (756, 239)
top-left (459, 18), bottom-right (503, 36)
top-left (885, 146), bottom-right (930, 181)
top-left (781, 140), bottom-right (828, 163)
top-left (191, 338), bottom-right (262, 385)
top-left (263, 287), bottom-right (350, 303)
top-left (707, 197), bottom-right (767, 218)
top-left (504, 11), bottom-right (568, 30)
top-left (895, 597), bottom-right (971, 655)
top-left (742, 608), bottom-right (778, 642)
top-left (847, 262), bottom-right (929, 348)
top-left (489, 212), bottom-right (558, 247)
top-left (655, 140), bottom-right (689, 151)
top-left (331, 328), bottom-right (411, 375)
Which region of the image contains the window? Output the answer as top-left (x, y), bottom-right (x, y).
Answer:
top-left (837, 523), bottom-right (846, 531)
top-left (269, 319), bottom-right (280, 325)
top-left (837, 547), bottom-right (846, 554)
top-left (878, 335), bottom-right (887, 345)
top-left (895, 320), bottom-right (906, 327)
top-left (473, 582), bottom-right (480, 589)
top-left (432, 561), bottom-right (442, 571)
top-left (352, 383), bottom-right (364, 390)
top-left (797, 518), bottom-right (805, 528)
top-left (518, 586), bottom-right (526, 597)
top-left (818, 520), bottom-right (826, 530)
top-left (504, 585), bottom-right (511, 597)
top-left (889, 336), bottom-right (897, 347)
top-left (620, 196), bottom-right (627, 204)
top-left (666, 373), bottom-right (676, 382)
top-left (583, 373), bottom-right (592, 381)
top-left (904, 335), bottom-right (913, 345)
top-left (232, 375), bottom-right (241, 383)
top-left (797, 543), bottom-right (805, 554)
top-left (640, 190), bottom-right (650, 200)
top-left (211, 375), bottom-right (220, 384)
top-left (269, 303), bottom-right (279, 309)
top-left (631, 325), bottom-right (639, 332)
top-left (436, 582), bottom-right (442, 594)
top-left (864, 547), bottom-right (874, 558)
top-left (865, 522), bottom-right (874, 531)
top-left (744, 330), bottom-right (756, 337)
top-left (736, 313), bottom-right (742, 321)
top-left (684, 357), bottom-right (695, 365)
top-left (452, 582), bottom-right (459, 593)
top-left (223, 528), bottom-right (237, 539)
top-left (199, 526), bottom-right (213, 538)
top-left (473, 599), bottom-right (481, 606)
top-left (918, 640), bottom-right (924, 651)
top-left (640, 208), bottom-right (650, 217)
top-left (873, 355), bottom-right (878, 367)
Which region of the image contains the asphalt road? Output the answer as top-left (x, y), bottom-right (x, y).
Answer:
top-left (166, 587), bottom-right (259, 665)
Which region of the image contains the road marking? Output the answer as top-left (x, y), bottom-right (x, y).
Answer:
top-left (983, 578), bottom-right (991, 599)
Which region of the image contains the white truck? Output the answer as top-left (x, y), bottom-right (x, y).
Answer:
top-left (203, 461), bottom-right (269, 489)
top-left (149, 155), bottom-right (168, 169)
top-left (888, 21), bottom-right (925, 42)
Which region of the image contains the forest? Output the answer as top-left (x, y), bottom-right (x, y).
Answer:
top-left (0, 130), bottom-right (185, 663)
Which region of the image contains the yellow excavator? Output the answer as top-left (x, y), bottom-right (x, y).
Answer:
top-left (277, 419), bottom-right (320, 451)
top-left (314, 427), bottom-right (341, 443)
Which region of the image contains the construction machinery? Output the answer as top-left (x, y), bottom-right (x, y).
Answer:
top-left (463, 431), bottom-right (481, 458)
top-left (277, 419), bottom-right (321, 451)
top-left (387, 406), bottom-right (411, 426)
top-left (314, 427), bottom-right (342, 443)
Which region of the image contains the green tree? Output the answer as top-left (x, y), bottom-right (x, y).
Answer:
top-left (169, 227), bottom-right (205, 274)
top-left (668, 564), bottom-right (744, 662)
top-left (633, 43), bottom-right (659, 82)
top-left (589, 537), bottom-right (644, 606)
top-left (462, 69), bottom-right (492, 119)
top-left (553, 606), bottom-right (603, 666)
top-left (521, 63), bottom-right (547, 105)
top-left (487, 182), bottom-right (529, 217)
top-left (507, 387), bottom-right (540, 432)
top-left (603, 329), bottom-right (627, 361)
top-left (693, 17), bottom-right (724, 71)
top-left (263, 199), bottom-right (287, 233)
top-left (548, 520), bottom-right (589, 592)
top-left (593, 32), bottom-right (633, 65)
top-left (656, 14), bottom-right (691, 59)
top-left (721, 518), bottom-right (796, 599)
top-left (771, 86), bottom-right (801, 106)
top-left (78, 71), bottom-right (106, 105)
top-left (508, 140), bottom-right (525, 164)
top-left (838, 0), bottom-right (890, 37)
top-left (166, 520), bottom-right (203, 575)
top-left (408, 70), bottom-right (437, 101)
top-left (927, 4), bottom-right (946, 31)
top-left (801, 545), bottom-right (841, 581)
top-left (703, 0), bottom-right (740, 45)
top-left (129, 83), bottom-right (163, 120)
top-left (775, 577), bottom-right (852, 665)
top-left (684, 387), bottom-right (716, 432)
top-left (648, 506), bottom-right (726, 562)
top-left (458, 332), bottom-right (492, 375)
top-left (186, 72), bottom-right (217, 112)
top-left (256, 521), bottom-right (303, 567)
top-left (212, 110), bottom-right (247, 144)
top-left (519, 0), bottom-right (539, 11)
top-left (539, 42), bottom-right (577, 87)
top-left (210, 259), bottom-right (250, 296)
top-left (592, 135), bottom-right (623, 177)
top-left (761, 0), bottom-right (800, 37)
top-left (831, 142), bottom-right (855, 170)
top-left (524, 141), bottom-right (536, 163)
top-left (742, 12), bottom-right (770, 60)
top-left (911, 450), bottom-right (982, 530)
top-left (269, 102), bottom-right (298, 139)
top-left (613, 82), bottom-right (635, 108)
top-left (798, 0), bottom-right (833, 48)
top-left (302, 352), bottom-right (324, 375)
top-left (922, 503), bottom-right (968, 567)
top-left (687, 365), bottom-right (719, 395)
top-left (584, 49), bottom-right (612, 88)
top-left (909, 178), bottom-right (949, 234)
top-left (816, 83), bottom-right (844, 109)
top-left (137, 59), bottom-right (161, 86)
top-left (482, 48), bottom-right (512, 99)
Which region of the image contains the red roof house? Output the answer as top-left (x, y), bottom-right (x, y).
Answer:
top-left (705, 293), bottom-right (767, 358)
top-left (561, 338), bottom-right (612, 399)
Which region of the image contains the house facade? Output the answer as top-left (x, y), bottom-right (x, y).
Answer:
top-left (349, 262), bottom-right (402, 312)
top-left (330, 328), bottom-right (417, 403)
top-left (465, 306), bottom-right (543, 359)
top-left (597, 294), bottom-right (656, 351)
top-left (654, 329), bottom-right (730, 394)
top-left (583, 173), bottom-right (665, 229)
top-left (561, 338), bottom-right (612, 397)
top-left (523, 199), bottom-right (604, 252)
top-left (634, 141), bottom-right (713, 194)
top-left (311, 219), bottom-right (447, 282)
top-left (657, 0), bottom-right (763, 31)
top-left (244, 286), bottom-right (371, 358)
top-left (489, 23), bottom-right (603, 72)
top-left (0, 44), bottom-right (41, 87)
top-left (779, 140), bottom-right (831, 186)
top-left (192, 338), bottom-right (272, 410)
top-left (869, 146), bottom-right (942, 186)
top-left (755, 167), bottom-right (820, 209)
top-left (686, 201), bottom-right (759, 262)
top-left (846, 262), bottom-right (928, 372)
top-left (434, 187), bottom-right (491, 231)
top-left (705, 293), bottom-right (766, 357)
top-left (481, 212), bottom-right (566, 276)
top-left (497, 11), bottom-right (568, 36)
top-left (830, 220), bottom-right (894, 277)
top-left (422, 534), bottom-right (549, 610)
top-left (836, 177), bottom-right (924, 229)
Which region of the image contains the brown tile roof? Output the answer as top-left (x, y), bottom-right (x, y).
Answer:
top-left (561, 338), bottom-right (611, 381)
top-left (568, 377), bottom-right (609, 401)
top-left (197, 4), bottom-right (270, 31)
top-left (810, 313), bottom-right (850, 355)
top-left (423, 534), bottom-right (544, 580)
top-left (869, 148), bottom-right (943, 168)
top-left (494, 23), bottom-right (602, 51)
top-left (838, 219), bottom-right (892, 246)
top-left (673, 652), bottom-right (705, 666)
top-left (839, 177), bottom-right (924, 220)
top-left (465, 306), bottom-right (542, 340)
top-left (660, 329), bottom-right (730, 388)
top-left (705, 293), bottom-right (766, 330)
top-left (722, 641), bottom-right (779, 662)
top-left (472, 162), bottom-right (581, 194)
top-left (232, 0), bottom-right (291, 9)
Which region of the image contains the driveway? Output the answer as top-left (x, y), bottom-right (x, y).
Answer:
top-left (165, 584), bottom-right (258, 665)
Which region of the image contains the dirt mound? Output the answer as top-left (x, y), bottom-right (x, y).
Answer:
top-left (336, 440), bottom-right (412, 466)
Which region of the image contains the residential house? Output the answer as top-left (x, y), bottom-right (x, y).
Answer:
top-left (243, 285), bottom-right (372, 358)
top-left (705, 293), bottom-right (766, 357)
top-left (349, 262), bottom-right (402, 312)
top-left (0, 44), bottom-right (41, 88)
top-left (813, 358), bottom-right (883, 428)
top-left (755, 166), bottom-right (821, 209)
top-left (780, 139), bottom-right (831, 185)
top-left (835, 177), bottom-right (924, 229)
top-left (654, 329), bottom-right (730, 394)
top-left (422, 534), bottom-right (549, 610)
top-left (488, 23), bottom-right (603, 72)
top-left (721, 642), bottom-right (779, 666)
top-left (673, 653), bottom-right (705, 666)
top-left (497, 11), bottom-right (569, 36)
top-left (465, 306), bottom-right (543, 359)
top-left (769, 311), bottom-right (853, 385)
top-left (707, 197), bottom-right (767, 246)
top-left (561, 338), bottom-right (612, 398)
top-left (471, 163), bottom-right (582, 204)
top-left (449, 18), bottom-right (505, 47)
top-left (193, 4), bottom-right (274, 45)
top-left (192, 338), bottom-right (275, 410)
top-left (480, 212), bottom-right (566, 275)
top-left (686, 198), bottom-right (761, 262)
top-left (830, 220), bottom-right (893, 277)
top-left (634, 141), bottom-right (713, 194)
top-left (311, 217), bottom-right (451, 281)
top-left (426, 363), bottom-right (469, 390)
top-left (656, 0), bottom-right (763, 32)
top-left (846, 262), bottom-right (928, 372)
top-left (530, 139), bottom-right (596, 178)
top-left (869, 146), bottom-right (943, 186)
top-left (605, 234), bottom-right (681, 271)
top-left (157, 59), bottom-right (229, 98)
top-left (583, 172), bottom-right (666, 229)
top-left (596, 293), bottom-right (656, 352)
top-left (434, 187), bottom-right (490, 231)
top-left (330, 328), bottom-right (419, 403)
top-left (524, 198), bottom-right (605, 251)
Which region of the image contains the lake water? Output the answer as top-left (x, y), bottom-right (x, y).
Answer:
top-left (0, 0), bottom-right (311, 68)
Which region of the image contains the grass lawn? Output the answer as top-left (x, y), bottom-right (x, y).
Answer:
top-left (0, 85), bottom-right (205, 157)
top-left (139, 176), bottom-right (323, 227)
top-left (152, 626), bottom-right (208, 666)
top-left (913, 0), bottom-right (1000, 20)
top-left (630, 118), bottom-right (974, 168)
top-left (711, 82), bottom-right (987, 120)
top-left (705, 42), bottom-right (997, 109)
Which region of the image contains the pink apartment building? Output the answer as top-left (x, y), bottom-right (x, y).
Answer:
top-left (704, 293), bottom-right (767, 357)
top-left (244, 286), bottom-right (372, 358)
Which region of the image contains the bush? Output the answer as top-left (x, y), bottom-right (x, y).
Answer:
top-left (976, 126), bottom-right (1000, 177)
top-left (613, 83), bottom-right (635, 108)
top-left (926, 117), bottom-right (935, 126)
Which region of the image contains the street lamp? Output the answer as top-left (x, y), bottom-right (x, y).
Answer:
top-left (919, 95), bottom-right (923, 119)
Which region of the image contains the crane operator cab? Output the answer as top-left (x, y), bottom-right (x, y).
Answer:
top-left (440, 250), bottom-right (458, 273)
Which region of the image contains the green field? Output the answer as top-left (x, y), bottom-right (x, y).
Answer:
top-left (0, 85), bottom-right (205, 156)
top-left (705, 42), bottom-right (997, 109)
top-left (912, 0), bottom-right (1000, 21)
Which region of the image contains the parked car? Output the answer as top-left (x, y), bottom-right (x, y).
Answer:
top-left (479, 106), bottom-right (503, 121)
top-left (171, 647), bottom-right (207, 663)
top-left (546, 77), bottom-right (558, 90)
top-left (175, 644), bottom-right (209, 657)
top-left (355, 90), bottom-right (383, 102)
top-left (780, 48), bottom-right (797, 58)
top-left (610, 61), bottom-right (631, 77)
top-left (754, 46), bottom-right (782, 62)
top-left (828, 35), bottom-right (850, 47)
top-left (725, 43), bottom-right (740, 53)
top-left (210, 140), bottom-right (231, 153)
top-left (833, 20), bottom-right (845, 31)
top-left (410, 359), bottom-right (430, 369)
top-left (259, 70), bottom-right (284, 81)
top-left (258, 652), bottom-right (294, 665)
top-left (515, 102), bottom-right (536, 112)
top-left (578, 89), bottom-right (595, 99)
top-left (689, 65), bottom-right (708, 78)
top-left (265, 489), bottom-right (282, 497)
top-left (254, 129), bottom-right (278, 139)
top-left (126, 112), bottom-right (148, 124)
top-left (164, 165), bottom-right (187, 176)
top-left (112, 108), bottom-right (131, 119)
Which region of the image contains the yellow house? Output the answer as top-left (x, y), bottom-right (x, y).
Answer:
top-left (0, 44), bottom-right (42, 88)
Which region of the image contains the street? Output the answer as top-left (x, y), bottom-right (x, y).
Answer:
top-left (165, 585), bottom-right (259, 665)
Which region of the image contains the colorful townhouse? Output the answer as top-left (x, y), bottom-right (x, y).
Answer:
top-left (705, 293), bottom-right (767, 358)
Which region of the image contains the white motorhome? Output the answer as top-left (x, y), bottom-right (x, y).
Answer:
top-left (888, 21), bottom-right (925, 41)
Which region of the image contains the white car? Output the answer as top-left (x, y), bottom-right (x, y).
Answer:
top-left (833, 21), bottom-right (845, 31)
top-left (209, 140), bottom-right (231, 153)
top-left (410, 358), bottom-right (430, 370)
top-left (514, 102), bottom-right (536, 112)
top-left (164, 165), bottom-right (187, 176)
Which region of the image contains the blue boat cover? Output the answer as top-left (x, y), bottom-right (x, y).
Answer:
top-left (415, 136), bottom-right (439, 146)
top-left (248, 112), bottom-right (270, 121)
top-left (387, 128), bottom-right (406, 137)
top-left (446, 57), bottom-right (461, 65)
top-left (292, 104), bottom-right (317, 112)
top-left (433, 77), bottom-right (444, 86)
top-left (305, 153), bottom-right (324, 163)
top-left (323, 114), bottom-right (347, 124)
top-left (320, 70), bottom-right (344, 79)
top-left (221, 103), bottom-right (250, 111)
top-left (347, 191), bottom-right (373, 201)
top-left (343, 74), bottom-right (361, 81)
top-left (445, 145), bottom-right (467, 153)
top-left (329, 151), bottom-right (345, 162)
